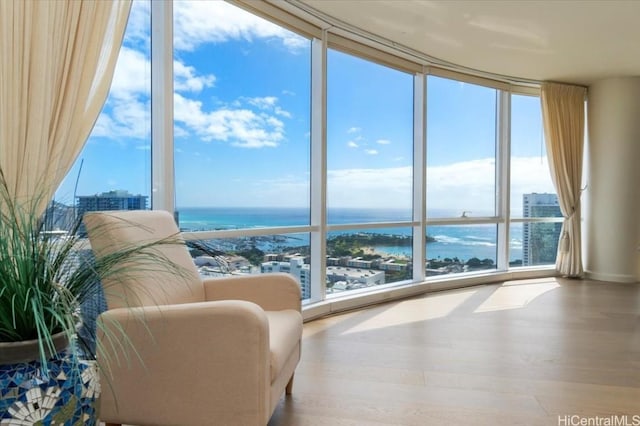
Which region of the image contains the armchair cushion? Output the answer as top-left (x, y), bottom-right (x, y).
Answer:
top-left (203, 273), bottom-right (301, 312)
top-left (84, 210), bottom-right (204, 309)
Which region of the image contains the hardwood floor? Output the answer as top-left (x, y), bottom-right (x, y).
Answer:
top-left (268, 278), bottom-right (640, 426)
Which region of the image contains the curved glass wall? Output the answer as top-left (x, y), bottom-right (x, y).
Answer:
top-left (59, 1), bottom-right (557, 308)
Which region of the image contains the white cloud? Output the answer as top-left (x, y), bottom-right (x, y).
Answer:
top-left (328, 167), bottom-right (412, 209)
top-left (174, 93), bottom-right (285, 148)
top-left (91, 45), bottom-right (151, 140)
top-left (91, 114), bottom-right (118, 139)
top-left (109, 46), bottom-right (149, 100)
top-left (426, 158), bottom-right (496, 212)
top-left (275, 107), bottom-right (292, 118)
top-left (173, 94), bottom-right (290, 148)
top-left (245, 97), bottom-right (292, 118)
top-left (247, 96), bottom-right (277, 109)
top-left (174, 60), bottom-right (215, 93)
top-left (176, 157), bottom-right (554, 209)
top-left (377, 139), bottom-right (391, 145)
top-left (173, 95), bottom-right (207, 126)
top-left (282, 90), bottom-right (296, 96)
top-left (96, 2), bottom-right (302, 145)
top-left (322, 156), bottom-right (554, 210)
top-left (347, 141), bottom-right (359, 148)
top-left (365, 149), bottom-right (379, 155)
top-left (123, 1), bottom-right (150, 46)
top-left (173, 1), bottom-right (308, 52)
top-left (101, 46), bottom-right (289, 149)
top-left (92, 97), bottom-right (150, 140)
top-left (510, 156), bottom-right (555, 213)
top-left (426, 157), bottom-right (555, 213)
top-left (174, 126), bottom-right (189, 139)
top-left (347, 127), bottom-right (362, 134)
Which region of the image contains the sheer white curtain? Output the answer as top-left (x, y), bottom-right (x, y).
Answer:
top-left (0, 0), bottom-right (131, 214)
top-left (541, 82), bottom-right (587, 277)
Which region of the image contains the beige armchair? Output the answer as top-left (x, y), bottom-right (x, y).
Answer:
top-left (83, 210), bottom-right (302, 426)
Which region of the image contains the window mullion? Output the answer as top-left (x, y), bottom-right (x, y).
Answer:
top-left (413, 72), bottom-right (427, 282)
top-left (496, 90), bottom-right (511, 270)
top-left (309, 35), bottom-right (327, 303)
top-left (150, 0), bottom-right (175, 214)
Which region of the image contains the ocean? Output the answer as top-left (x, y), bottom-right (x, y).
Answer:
top-left (177, 207), bottom-right (523, 262)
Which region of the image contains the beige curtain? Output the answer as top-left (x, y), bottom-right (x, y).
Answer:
top-left (0, 0), bottom-right (131, 213)
top-left (541, 82), bottom-right (587, 277)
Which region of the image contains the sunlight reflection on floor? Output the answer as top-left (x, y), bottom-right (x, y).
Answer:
top-left (474, 279), bottom-right (560, 313)
top-left (341, 288), bottom-right (479, 334)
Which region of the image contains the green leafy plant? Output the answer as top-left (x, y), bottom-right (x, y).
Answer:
top-left (0, 168), bottom-right (187, 367)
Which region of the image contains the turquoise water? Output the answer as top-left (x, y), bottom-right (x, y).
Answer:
top-left (177, 207), bottom-right (523, 262)
top-left (177, 207), bottom-right (411, 229)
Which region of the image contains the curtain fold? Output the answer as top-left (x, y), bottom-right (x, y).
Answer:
top-left (540, 82), bottom-right (587, 277)
top-left (0, 0), bottom-right (131, 214)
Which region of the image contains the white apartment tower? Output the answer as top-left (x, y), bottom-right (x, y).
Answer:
top-left (522, 193), bottom-right (563, 266)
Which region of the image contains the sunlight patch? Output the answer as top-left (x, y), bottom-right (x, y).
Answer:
top-left (342, 288), bottom-right (478, 335)
top-left (474, 280), bottom-right (560, 313)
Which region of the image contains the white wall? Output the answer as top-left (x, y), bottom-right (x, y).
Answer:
top-left (585, 77), bottom-right (640, 282)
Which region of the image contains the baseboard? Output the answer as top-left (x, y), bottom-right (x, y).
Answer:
top-left (584, 269), bottom-right (638, 283)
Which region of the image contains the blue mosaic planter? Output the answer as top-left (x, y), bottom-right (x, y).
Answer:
top-left (0, 352), bottom-right (99, 425)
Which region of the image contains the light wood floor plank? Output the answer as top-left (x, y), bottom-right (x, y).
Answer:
top-left (269, 277), bottom-right (640, 425)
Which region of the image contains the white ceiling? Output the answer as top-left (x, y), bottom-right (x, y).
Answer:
top-left (299, 0), bottom-right (640, 85)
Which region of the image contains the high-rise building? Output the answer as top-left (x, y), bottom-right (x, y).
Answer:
top-left (522, 193), bottom-right (563, 266)
top-left (77, 190), bottom-right (148, 214)
top-left (261, 257), bottom-right (311, 299)
top-left (76, 190), bottom-right (148, 234)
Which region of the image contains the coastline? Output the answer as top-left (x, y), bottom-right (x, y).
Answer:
top-left (362, 246), bottom-right (411, 262)
top-left (177, 206), bottom-right (521, 262)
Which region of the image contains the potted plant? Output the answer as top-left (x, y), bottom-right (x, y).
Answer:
top-left (0, 169), bottom-right (184, 425)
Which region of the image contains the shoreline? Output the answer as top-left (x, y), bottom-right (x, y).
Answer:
top-left (362, 246), bottom-right (411, 262)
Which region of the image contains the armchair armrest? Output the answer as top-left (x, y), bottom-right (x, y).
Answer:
top-left (202, 273), bottom-right (301, 312)
top-left (97, 300), bottom-right (271, 425)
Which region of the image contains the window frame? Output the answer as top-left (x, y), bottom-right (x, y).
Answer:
top-left (508, 92), bottom-right (562, 269)
top-left (147, 1), bottom-right (555, 311)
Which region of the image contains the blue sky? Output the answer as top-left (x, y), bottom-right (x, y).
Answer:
top-left (56, 0), bottom-right (554, 216)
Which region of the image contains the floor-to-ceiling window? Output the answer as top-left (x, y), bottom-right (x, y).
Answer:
top-left (57, 1), bottom-right (558, 308)
top-left (425, 75), bottom-right (499, 276)
top-left (326, 49), bottom-right (414, 293)
top-left (509, 93), bottom-right (560, 267)
top-left (172, 1), bottom-right (313, 300)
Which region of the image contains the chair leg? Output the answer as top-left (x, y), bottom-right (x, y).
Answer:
top-left (285, 374), bottom-right (294, 395)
